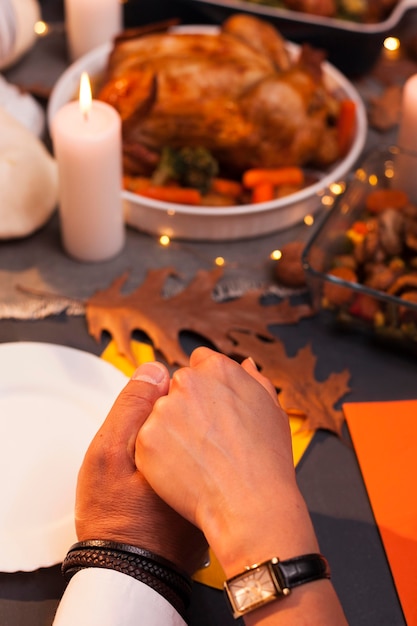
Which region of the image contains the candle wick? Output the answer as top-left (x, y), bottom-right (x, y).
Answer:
top-left (83, 110), bottom-right (89, 122)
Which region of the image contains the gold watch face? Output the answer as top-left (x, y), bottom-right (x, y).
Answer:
top-left (226, 564), bottom-right (278, 616)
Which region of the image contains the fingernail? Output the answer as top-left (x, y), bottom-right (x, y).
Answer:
top-left (131, 361), bottom-right (166, 385)
top-left (247, 356), bottom-right (258, 370)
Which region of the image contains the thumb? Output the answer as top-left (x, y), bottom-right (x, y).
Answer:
top-left (98, 361), bottom-right (170, 444)
top-left (241, 357), bottom-right (280, 405)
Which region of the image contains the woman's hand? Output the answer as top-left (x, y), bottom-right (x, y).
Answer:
top-left (135, 347), bottom-right (318, 577)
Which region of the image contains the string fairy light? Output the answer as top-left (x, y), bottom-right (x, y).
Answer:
top-left (383, 36), bottom-right (401, 60)
top-left (270, 250), bottom-right (282, 261)
top-left (159, 234), bottom-right (171, 246)
top-left (34, 20), bottom-right (48, 36)
top-left (33, 20), bottom-right (66, 37)
top-left (303, 214), bottom-right (314, 226)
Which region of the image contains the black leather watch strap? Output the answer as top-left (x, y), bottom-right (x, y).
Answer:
top-left (274, 553), bottom-right (330, 590)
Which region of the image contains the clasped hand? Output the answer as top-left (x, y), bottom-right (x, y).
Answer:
top-left (75, 347), bottom-right (309, 577)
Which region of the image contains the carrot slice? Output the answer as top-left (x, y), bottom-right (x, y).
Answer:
top-left (242, 167), bottom-right (304, 189)
top-left (123, 176), bottom-right (151, 193)
top-left (138, 185), bottom-right (202, 205)
top-left (365, 188), bottom-right (409, 214)
top-left (351, 220), bottom-right (369, 235)
top-left (211, 177), bottom-right (243, 198)
top-left (337, 99), bottom-right (356, 156)
top-left (251, 181), bottom-right (275, 204)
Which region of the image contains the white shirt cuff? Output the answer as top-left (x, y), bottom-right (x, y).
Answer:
top-left (53, 567), bottom-right (188, 626)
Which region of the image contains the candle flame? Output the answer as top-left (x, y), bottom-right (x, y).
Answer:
top-left (79, 72), bottom-right (92, 119)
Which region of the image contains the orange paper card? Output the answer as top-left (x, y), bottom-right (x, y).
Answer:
top-left (344, 400), bottom-right (417, 626)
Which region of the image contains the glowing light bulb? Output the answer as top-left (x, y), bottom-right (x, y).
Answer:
top-left (384, 36), bottom-right (400, 52)
top-left (270, 249), bottom-right (282, 261)
top-left (159, 235), bottom-right (171, 246)
top-left (383, 36), bottom-right (400, 60)
top-left (34, 21), bottom-right (49, 36)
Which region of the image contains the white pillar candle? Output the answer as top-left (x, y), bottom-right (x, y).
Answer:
top-left (395, 73), bottom-right (417, 203)
top-left (64, 0), bottom-right (122, 61)
top-left (398, 74), bottom-right (417, 152)
top-left (51, 73), bottom-right (125, 262)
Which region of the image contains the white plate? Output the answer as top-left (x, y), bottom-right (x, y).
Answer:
top-left (47, 26), bottom-right (367, 241)
top-left (0, 342), bottom-right (127, 572)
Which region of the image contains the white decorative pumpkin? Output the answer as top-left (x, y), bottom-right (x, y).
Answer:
top-left (0, 0), bottom-right (41, 70)
top-left (0, 107), bottom-right (58, 239)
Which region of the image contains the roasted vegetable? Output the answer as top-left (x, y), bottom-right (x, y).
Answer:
top-left (151, 146), bottom-right (219, 194)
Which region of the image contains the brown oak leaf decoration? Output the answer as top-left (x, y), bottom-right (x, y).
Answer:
top-left (85, 267), bottom-right (314, 367)
top-left (229, 330), bottom-right (350, 436)
top-left (368, 84), bottom-right (402, 132)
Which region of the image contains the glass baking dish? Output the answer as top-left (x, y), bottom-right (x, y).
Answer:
top-left (302, 145), bottom-right (417, 353)
top-left (179, 0), bottom-right (417, 76)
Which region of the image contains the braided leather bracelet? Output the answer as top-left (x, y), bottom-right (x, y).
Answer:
top-left (62, 540), bottom-right (192, 619)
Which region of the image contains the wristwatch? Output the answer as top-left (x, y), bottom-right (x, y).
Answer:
top-left (224, 553), bottom-right (330, 618)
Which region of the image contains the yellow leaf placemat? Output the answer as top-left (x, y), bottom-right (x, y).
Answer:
top-left (101, 340), bottom-right (315, 590)
top-left (290, 416), bottom-right (315, 467)
top-left (101, 340), bottom-right (155, 376)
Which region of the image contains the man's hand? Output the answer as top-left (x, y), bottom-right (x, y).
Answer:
top-left (75, 361), bottom-right (208, 575)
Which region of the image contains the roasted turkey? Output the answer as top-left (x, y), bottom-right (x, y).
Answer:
top-left (98, 14), bottom-right (349, 177)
